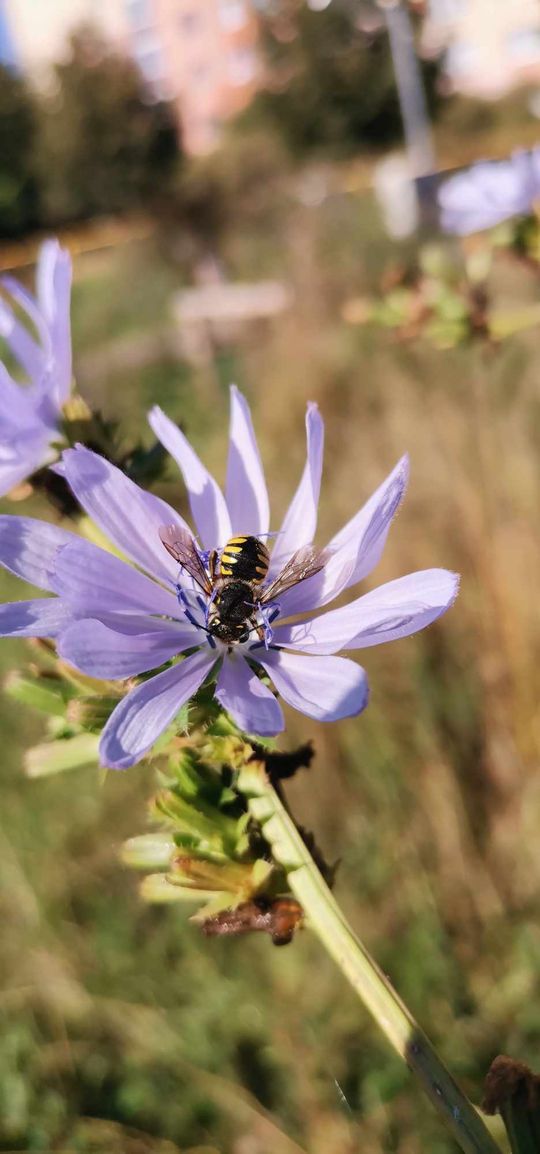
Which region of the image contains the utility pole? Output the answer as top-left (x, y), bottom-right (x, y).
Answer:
top-left (308, 0), bottom-right (436, 177)
top-left (376, 0), bottom-right (436, 177)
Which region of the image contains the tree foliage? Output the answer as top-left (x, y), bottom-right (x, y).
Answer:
top-left (0, 65), bottom-right (40, 237)
top-left (251, 0), bottom-right (424, 155)
top-left (37, 26), bottom-right (180, 226)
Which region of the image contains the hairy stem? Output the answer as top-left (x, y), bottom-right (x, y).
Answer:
top-left (237, 761), bottom-right (502, 1154)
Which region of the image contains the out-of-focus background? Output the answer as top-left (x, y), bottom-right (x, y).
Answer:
top-left (2, 2), bottom-right (540, 1151)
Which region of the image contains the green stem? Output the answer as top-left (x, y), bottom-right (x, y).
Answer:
top-left (238, 763), bottom-right (502, 1154)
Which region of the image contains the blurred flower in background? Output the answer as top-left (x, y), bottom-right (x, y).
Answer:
top-left (439, 147), bottom-right (540, 235)
top-left (0, 240), bottom-right (72, 495)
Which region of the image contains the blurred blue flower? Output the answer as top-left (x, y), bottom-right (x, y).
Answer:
top-left (0, 388), bottom-right (458, 767)
top-left (438, 148), bottom-right (540, 235)
top-left (0, 240), bottom-right (72, 495)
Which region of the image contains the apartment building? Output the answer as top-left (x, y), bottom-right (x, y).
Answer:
top-left (126, 0), bottom-right (260, 152)
top-left (0, 0), bottom-right (128, 77)
top-left (422, 0), bottom-right (540, 97)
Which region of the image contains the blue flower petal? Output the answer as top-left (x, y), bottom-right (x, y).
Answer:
top-left (275, 569), bottom-right (459, 654)
top-left (0, 597), bottom-right (74, 638)
top-left (58, 617), bottom-right (197, 679)
top-left (216, 650), bottom-right (283, 736)
top-left (255, 648), bottom-right (369, 723)
top-left (61, 445), bottom-right (185, 586)
top-left (100, 648), bottom-right (216, 769)
top-left (226, 385), bottom-right (270, 537)
top-left (0, 516), bottom-right (77, 590)
top-left (149, 405), bottom-right (231, 549)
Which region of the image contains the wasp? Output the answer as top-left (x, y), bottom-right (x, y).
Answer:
top-left (159, 526), bottom-right (328, 647)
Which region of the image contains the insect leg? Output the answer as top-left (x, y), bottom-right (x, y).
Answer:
top-left (203, 553), bottom-right (220, 629)
top-left (208, 549), bottom-right (218, 581)
top-left (205, 587), bottom-right (218, 626)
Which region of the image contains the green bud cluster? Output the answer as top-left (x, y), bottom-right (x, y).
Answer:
top-left (5, 640), bottom-right (306, 941)
top-left (344, 220), bottom-right (540, 350)
top-left (121, 729), bottom-right (296, 932)
top-left (5, 639), bottom-right (126, 778)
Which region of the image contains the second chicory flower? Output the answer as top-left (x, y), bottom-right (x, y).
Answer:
top-left (0, 240), bottom-right (72, 496)
top-left (439, 147), bottom-right (540, 236)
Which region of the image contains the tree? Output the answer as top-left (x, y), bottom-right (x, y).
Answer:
top-left (0, 65), bottom-right (40, 237)
top-left (250, 0), bottom-right (418, 155)
top-left (37, 26), bottom-right (180, 225)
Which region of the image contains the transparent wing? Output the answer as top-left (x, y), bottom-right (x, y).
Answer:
top-left (159, 524), bottom-right (213, 596)
top-left (260, 545), bottom-right (330, 605)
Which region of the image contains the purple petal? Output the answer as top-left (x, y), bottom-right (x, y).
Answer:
top-left (0, 364), bottom-right (44, 427)
top-left (58, 616), bottom-right (196, 679)
top-left (327, 455), bottom-right (409, 565)
top-left (226, 386), bottom-right (270, 537)
top-left (0, 516), bottom-right (77, 591)
top-left (268, 403), bottom-right (324, 577)
top-left (0, 297), bottom-right (44, 385)
top-left (0, 446), bottom-right (51, 497)
top-left (275, 569), bottom-right (459, 654)
top-left (0, 395), bottom-right (55, 493)
top-left (277, 454), bottom-right (409, 618)
top-left (51, 539), bottom-right (179, 616)
top-left (438, 150), bottom-right (540, 236)
top-left (255, 648), bottom-right (369, 722)
top-left (0, 597), bottom-right (73, 638)
top-left (36, 240), bottom-right (72, 403)
top-left (149, 406), bottom-right (231, 549)
top-left (215, 652), bottom-right (284, 736)
top-left (61, 446), bottom-right (184, 585)
top-left (0, 241), bottom-right (72, 408)
top-left (100, 648), bottom-right (216, 769)
top-left (1, 273), bottom-right (49, 350)
top-left (89, 612), bottom-right (196, 636)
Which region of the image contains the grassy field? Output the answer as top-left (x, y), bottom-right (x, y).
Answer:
top-left (1, 181), bottom-right (540, 1153)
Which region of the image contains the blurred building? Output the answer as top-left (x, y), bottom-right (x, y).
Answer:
top-left (422, 0), bottom-right (540, 97)
top-left (125, 0), bottom-right (261, 154)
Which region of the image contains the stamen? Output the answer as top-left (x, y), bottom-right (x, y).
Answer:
top-left (257, 601), bottom-right (281, 649)
top-left (178, 587), bottom-right (205, 631)
top-left (177, 587), bottom-right (217, 647)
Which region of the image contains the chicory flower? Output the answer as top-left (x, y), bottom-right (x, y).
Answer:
top-left (438, 148), bottom-right (540, 235)
top-left (0, 240), bottom-right (72, 495)
top-left (0, 388), bottom-right (458, 768)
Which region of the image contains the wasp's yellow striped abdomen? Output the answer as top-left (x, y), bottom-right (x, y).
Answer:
top-left (220, 535), bottom-right (270, 583)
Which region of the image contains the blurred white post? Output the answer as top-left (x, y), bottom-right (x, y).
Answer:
top-left (373, 153), bottom-right (419, 236)
top-left (376, 0), bottom-right (436, 178)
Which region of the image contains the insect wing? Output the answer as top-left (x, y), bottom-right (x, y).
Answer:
top-left (260, 545), bottom-right (330, 604)
top-left (159, 524), bottom-right (212, 595)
